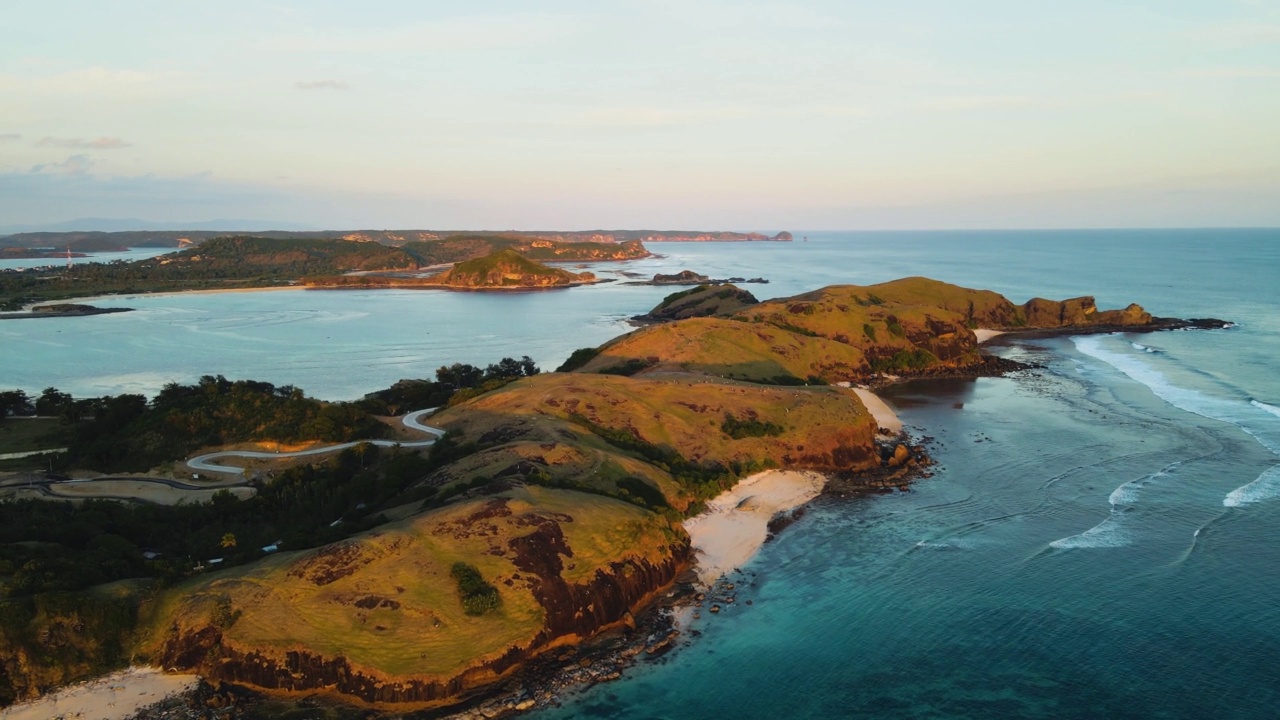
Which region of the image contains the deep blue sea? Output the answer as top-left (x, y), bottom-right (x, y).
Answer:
top-left (3, 229), bottom-right (1278, 718)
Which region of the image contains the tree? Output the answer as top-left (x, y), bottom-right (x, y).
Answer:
top-left (436, 363), bottom-right (484, 390)
top-left (220, 533), bottom-right (237, 549)
top-left (36, 387), bottom-right (72, 416)
top-left (0, 389), bottom-right (32, 422)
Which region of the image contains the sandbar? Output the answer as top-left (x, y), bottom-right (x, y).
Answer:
top-left (683, 469), bottom-right (828, 587)
top-left (0, 666), bottom-right (198, 720)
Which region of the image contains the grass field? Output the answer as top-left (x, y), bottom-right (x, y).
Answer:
top-left (138, 486), bottom-right (680, 681)
top-left (0, 418), bottom-right (64, 455)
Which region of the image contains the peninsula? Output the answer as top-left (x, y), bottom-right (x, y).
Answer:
top-left (0, 277), bottom-right (1225, 716)
top-left (0, 235), bottom-right (646, 310)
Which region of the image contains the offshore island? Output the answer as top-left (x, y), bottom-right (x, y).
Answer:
top-left (0, 247), bottom-right (1228, 718)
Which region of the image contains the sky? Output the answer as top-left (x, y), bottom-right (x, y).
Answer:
top-left (2, 0), bottom-right (1279, 231)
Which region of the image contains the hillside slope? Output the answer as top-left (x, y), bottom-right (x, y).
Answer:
top-left (423, 249), bottom-right (595, 288)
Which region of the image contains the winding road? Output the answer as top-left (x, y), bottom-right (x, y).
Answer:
top-left (186, 408), bottom-right (446, 476)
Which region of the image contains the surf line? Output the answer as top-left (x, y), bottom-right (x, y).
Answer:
top-left (1071, 335), bottom-right (1280, 508)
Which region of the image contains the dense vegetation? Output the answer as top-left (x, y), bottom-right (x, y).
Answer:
top-left (0, 356), bottom-right (543, 598)
top-left (720, 413), bottom-right (785, 439)
top-left (359, 356), bottom-right (540, 415)
top-left (38, 376), bottom-right (386, 473)
top-left (450, 562), bottom-right (501, 616)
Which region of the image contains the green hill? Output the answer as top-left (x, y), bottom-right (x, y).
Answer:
top-left (424, 249), bottom-right (595, 288)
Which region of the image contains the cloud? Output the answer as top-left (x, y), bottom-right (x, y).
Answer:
top-left (0, 133), bottom-right (20, 142)
top-left (31, 155), bottom-right (94, 176)
top-left (295, 80), bottom-right (349, 91)
top-left (36, 136), bottom-right (132, 149)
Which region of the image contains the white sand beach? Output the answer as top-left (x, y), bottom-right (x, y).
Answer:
top-left (974, 328), bottom-right (1006, 344)
top-left (683, 470), bottom-right (829, 587)
top-left (0, 667), bottom-right (198, 720)
top-left (850, 388), bottom-right (903, 434)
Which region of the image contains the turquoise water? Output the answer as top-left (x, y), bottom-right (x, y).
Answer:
top-left (3, 230), bottom-right (1279, 718)
top-left (0, 247), bottom-right (174, 271)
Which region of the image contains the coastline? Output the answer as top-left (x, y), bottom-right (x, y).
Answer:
top-left (683, 469), bottom-right (830, 587)
top-left (0, 666), bottom-right (198, 720)
top-left (681, 387), bottom-right (903, 586)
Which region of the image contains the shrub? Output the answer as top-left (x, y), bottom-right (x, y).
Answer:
top-left (863, 323), bottom-right (877, 341)
top-left (721, 413), bottom-right (784, 439)
top-left (870, 349), bottom-right (938, 372)
top-left (451, 562), bottom-right (501, 616)
top-left (556, 347), bottom-right (600, 372)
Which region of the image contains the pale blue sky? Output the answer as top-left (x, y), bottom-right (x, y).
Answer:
top-left (2, 1), bottom-right (1278, 230)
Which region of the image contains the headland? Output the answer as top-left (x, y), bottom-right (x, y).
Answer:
top-left (0, 275), bottom-right (1227, 717)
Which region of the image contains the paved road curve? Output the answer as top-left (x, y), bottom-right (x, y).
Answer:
top-left (186, 408), bottom-right (445, 476)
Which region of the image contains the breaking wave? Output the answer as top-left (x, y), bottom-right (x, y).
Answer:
top-left (1050, 516), bottom-right (1128, 549)
top-left (1224, 465), bottom-right (1280, 507)
top-left (1073, 336), bottom-right (1280, 508)
top-left (1252, 400), bottom-right (1280, 418)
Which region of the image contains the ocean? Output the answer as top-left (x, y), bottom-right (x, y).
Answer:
top-left (3, 229), bottom-right (1278, 718)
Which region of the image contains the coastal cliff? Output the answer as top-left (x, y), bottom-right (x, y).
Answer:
top-left (140, 488), bottom-right (686, 709)
top-left (581, 277), bottom-right (1182, 384)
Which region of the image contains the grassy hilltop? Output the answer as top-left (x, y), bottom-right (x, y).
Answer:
top-left (421, 248), bottom-right (596, 288)
top-left (586, 277), bottom-right (1156, 383)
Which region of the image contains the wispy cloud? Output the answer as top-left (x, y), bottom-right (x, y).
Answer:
top-left (295, 79), bottom-right (349, 90)
top-left (31, 155), bottom-right (94, 176)
top-left (0, 133), bottom-right (20, 142)
top-left (36, 136), bottom-right (132, 149)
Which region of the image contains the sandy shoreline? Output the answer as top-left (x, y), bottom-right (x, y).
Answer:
top-left (683, 469), bottom-right (829, 587)
top-left (851, 387), bottom-right (903, 433)
top-left (0, 666), bottom-right (198, 720)
top-left (681, 387), bottom-right (902, 587)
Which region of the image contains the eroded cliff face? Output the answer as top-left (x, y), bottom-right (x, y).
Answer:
top-left (142, 490), bottom-right (687, 709)
top-left (1021, 296), bottom-right (1151, 328)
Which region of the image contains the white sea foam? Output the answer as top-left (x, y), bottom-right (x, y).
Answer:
top-left (1073, 335), bottom-right (1280, 456)
top-left (1223, 465), bottom-right (1280, 507)
top-left (1108, 480), bottom-right (1142, 506)
top-left (1252, 400), bottom-right (1280, 418)
top-left (1050, 516), bottom-right (1128, 549)
top-left (1108, 462), bottom-right (1180, 507)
